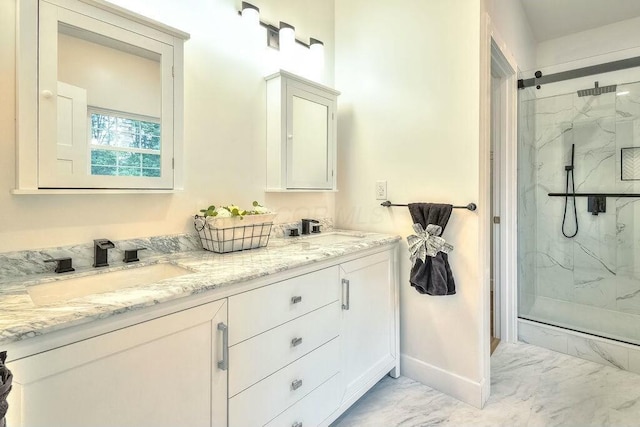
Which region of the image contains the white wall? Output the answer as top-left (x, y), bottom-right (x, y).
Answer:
top-left (335, 0), bottom-right (486, 408)
top-left (537, 15), bottom-right (640, 70)
top-left (0, 0), bottom-right (335, 252)
top-left (486, 0), bottom-right (536, 72)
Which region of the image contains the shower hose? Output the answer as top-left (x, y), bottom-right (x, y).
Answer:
top-left (562, 144), bottom-right (578, 238)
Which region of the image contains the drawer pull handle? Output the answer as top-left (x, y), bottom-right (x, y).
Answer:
top-left (291, 337), bottom-right (303, 347)
top-left (292, 422), bottom-right (303, 427)
top-left (217, 322), bottom-right (228, 371)
top-left (342, 278), bottom-right (350, 310)
top-left (291, 295), bottom-right (302, 304)
top-left (291, 379), bottom-right (303, 391)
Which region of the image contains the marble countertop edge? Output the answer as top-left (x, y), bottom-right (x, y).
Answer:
top-left (0, 231), bottom-right (400, 347)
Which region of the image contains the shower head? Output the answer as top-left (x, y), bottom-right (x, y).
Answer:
top-left (577, 81), bottom-right (617, 97)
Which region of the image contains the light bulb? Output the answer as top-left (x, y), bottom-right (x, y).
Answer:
top-left (241, 2), bottom-right (260, 27)
top-left (279, 22), bottom-right (295, 53)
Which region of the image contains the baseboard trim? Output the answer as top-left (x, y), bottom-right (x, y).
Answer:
top-left (401, 353), bottom-right (485, 408)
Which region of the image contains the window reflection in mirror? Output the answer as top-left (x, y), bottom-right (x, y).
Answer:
top-left (56, 23), bottom-right (162, 179)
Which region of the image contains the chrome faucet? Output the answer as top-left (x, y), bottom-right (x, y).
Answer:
top-left (93, 239), bottom-right (115, 267)
top-left (301, 219), bottom-right (319, 235)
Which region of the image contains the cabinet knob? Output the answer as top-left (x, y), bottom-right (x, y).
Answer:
top-left (292, 422), bottom-right (303, 427)
top-left (291, 337), bottom-right (303, 347)
top-left (42, 90), bottom-right (54, 99)
top-left (287, 134), bottom-right (293, 139)
top-left (291, 295), bottom-right (302, 304)
top-left (291, 378), bottom-right (303, 390)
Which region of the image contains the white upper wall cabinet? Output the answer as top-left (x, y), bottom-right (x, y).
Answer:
top-left (266, 71), bottom-right (340, 192)
top-left (15, 0), bottom-right (189, 192)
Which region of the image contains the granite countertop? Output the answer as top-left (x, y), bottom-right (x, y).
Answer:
top-left (0, 230), bottom-right (400, 347)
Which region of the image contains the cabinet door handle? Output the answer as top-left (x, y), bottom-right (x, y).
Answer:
top-left (291, 295), bottom-right (302, 304)
top-left (292, 422), bottom-right (303, 427)
top-left (291, 337), bottom-right (303, 347)
top-left (291, 379), bottom-right (303, 390)
top-left (217, 322), bottom-right (228, 371)
top-left (342, 278), bottom-right (350, 310)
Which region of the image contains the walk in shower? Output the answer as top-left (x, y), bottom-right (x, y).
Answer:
top-left (518, 61), bottom-right (640, 351)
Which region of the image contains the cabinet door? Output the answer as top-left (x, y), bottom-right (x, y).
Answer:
top-left (340, 250), bottom-right (397, 403)
top-left (7, 300), bottom-right (228, 427)
top-left (286, 86), bottom-right (335, 189)
top-left (37, 0), bottom-right (175, 189)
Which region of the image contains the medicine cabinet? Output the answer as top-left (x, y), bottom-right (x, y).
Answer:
top-left (265, 71), bottom-right (340, 191)
top-left (15, 0), bottom-right (189, 192)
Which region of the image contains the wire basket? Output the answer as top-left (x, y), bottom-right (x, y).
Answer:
top-left (193, 213), bottom-right (276, 253)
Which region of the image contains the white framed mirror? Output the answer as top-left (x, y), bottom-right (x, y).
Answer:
top-left (266, 70), bottom-right (340, 192)
top-left (15, 0), bottom-right (189, 193)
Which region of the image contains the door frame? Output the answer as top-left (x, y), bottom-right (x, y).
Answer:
top-left (490, 72), bottom-right (502, 341)
top-left (480, 13), bottom-right (519, 406)
top-left (487, 26), bottom-right (519, 345)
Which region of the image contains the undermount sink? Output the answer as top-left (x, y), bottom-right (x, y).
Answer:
top-left (297, 232), bottom-right (365, 244)
top-left (27, 263), bottom-right (193, 306)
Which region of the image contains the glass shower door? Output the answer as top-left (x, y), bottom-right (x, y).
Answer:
top-left (518, 80), bottom-right (640, 345)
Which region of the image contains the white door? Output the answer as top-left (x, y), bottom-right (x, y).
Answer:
top-left (7, 300), bottom-right (228, 427)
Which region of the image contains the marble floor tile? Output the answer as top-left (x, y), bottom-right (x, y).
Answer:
top-left (332, 342), bottom-right (640, 427)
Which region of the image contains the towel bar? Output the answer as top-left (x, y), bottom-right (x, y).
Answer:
top-left (381, 201), bottom-right (477, 211)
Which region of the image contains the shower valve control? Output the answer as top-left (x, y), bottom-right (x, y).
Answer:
top-left (588, 196), bottom-right (606, 216)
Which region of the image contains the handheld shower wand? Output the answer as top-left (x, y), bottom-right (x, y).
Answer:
top-left (562, 144), bottom-right (578, 238)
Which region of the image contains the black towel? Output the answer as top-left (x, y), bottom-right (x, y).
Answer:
top-left (0, 351), bottom-right (12, 427)
top-left (408, 203), bottom-right (456, 296)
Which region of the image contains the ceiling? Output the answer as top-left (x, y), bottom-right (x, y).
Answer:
top-left (520, 0), bottom-right (640, 42)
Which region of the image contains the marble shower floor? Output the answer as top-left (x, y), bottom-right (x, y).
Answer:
top-left (331, 342), bottom-right (640, 427)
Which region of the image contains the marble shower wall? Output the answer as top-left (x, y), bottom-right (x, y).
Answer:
top-left (519, 80), bottom-right (640, 341)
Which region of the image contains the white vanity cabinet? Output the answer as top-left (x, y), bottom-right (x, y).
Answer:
top-left (266, 70), bottom-right (340, 191)
top-left (227, 248), bottom-right (399, 427)
top-left (7, 299), bottom-right (229, 427)
top-left (5, 244), bottom-right (399, 427)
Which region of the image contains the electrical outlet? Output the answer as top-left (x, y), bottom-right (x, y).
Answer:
top-left (375, 180), bottom-right (387, 200)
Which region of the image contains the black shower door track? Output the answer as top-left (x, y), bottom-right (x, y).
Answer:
top-left (548, 193), bottom-right (640, 197)
top-left (519, 56), bottom-right (640, 89)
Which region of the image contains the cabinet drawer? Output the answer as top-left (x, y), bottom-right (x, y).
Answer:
top-left (264, 374), bottom-right (340, 427)
top-left (229, 338), bottom-right (339, 427)
top-left (229, 266), bottom-right (340, 345)
top-left (229, 301), bottom-right (340, 397)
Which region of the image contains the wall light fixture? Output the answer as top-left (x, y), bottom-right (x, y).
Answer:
top-left (239, 2), bottom-right (324, 52)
